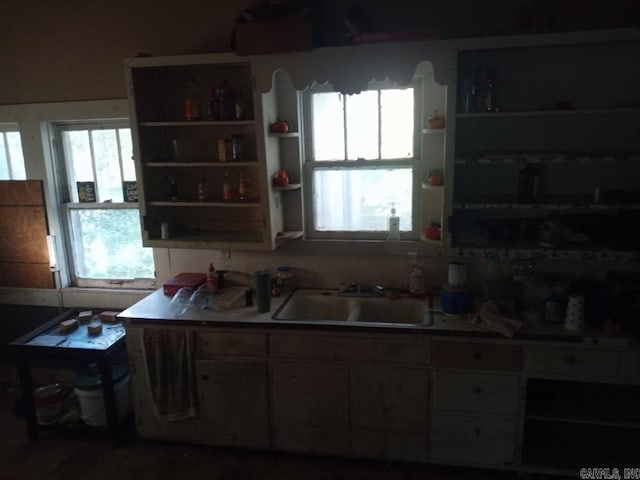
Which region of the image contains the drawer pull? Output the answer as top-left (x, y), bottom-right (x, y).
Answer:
top-left (472, 386), bottom-right (482, 395)
top-left (201, 374), bottom-right (209, 381)
top-left (473, 427), bottom-right (481, 435)
top-left (565, 356), bottom-right (577, 365)
top-left (473, 351), bottom-right (483, 360)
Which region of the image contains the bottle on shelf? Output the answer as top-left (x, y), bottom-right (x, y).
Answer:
top-left (197, 174), bottom-right (208, 202)
top-left (166, 176), bottom-right (178, 201)
top-left (407, 252), bottom-right (426, 298)
top-left (222, 172), bottom-right (238, 201)
top-left (238, 172), bottom-right (250, 200)
top-left (387, 203), bottom-right (400, 241)
top-left (185, 78), bottom-right (201, 121)
top-left (206, 263), bottom-right (217, 293)
top-left (517, 164), bottom-right (540, 203)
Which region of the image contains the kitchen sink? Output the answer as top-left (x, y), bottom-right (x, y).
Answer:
top-left (272, 289), bottom-right (432, 325)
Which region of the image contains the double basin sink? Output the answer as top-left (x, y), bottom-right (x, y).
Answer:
top-left (272, 289), bottom-right (434, 326)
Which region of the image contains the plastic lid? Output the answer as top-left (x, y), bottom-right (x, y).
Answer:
top-left (74, 363), bottom-right (128, 391)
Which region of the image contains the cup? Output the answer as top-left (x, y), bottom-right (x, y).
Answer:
top-left (169, 287), bottom-right (193, 315)
top-left (448, 261), bottom-right (467, 288)
top-left (253, 270), bottom-right (271, 313)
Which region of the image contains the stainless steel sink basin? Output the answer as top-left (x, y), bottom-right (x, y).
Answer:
top-left (272, 289), bottom-right (431, 325)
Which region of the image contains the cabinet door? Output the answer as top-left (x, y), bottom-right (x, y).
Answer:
top-left (128, 353), bottom-right (203, 443)
top-left (271, 361), bottom-right (349, 455)
top-left (431, 414), bottom-right (517, 466)
top-left (195, 358), bottom-right (269, 448)
top-left (350, 365), bottom-right (429, 462)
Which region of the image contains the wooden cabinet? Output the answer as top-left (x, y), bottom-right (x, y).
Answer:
top-left (430, 340), bottom-right (522, 467)
top-left (449, 31), bottom-right (640, 256)
top-left (270, 360), bottom-right (349, 455)
top-left (350, 364), bottom-right (429, 462)
top-left (124, 53), bottom-right (293, 250)
top-left (195, 358), bottom-right (269, 448)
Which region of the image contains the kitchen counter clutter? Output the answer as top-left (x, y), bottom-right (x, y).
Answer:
top-left (119, 287), bottom-right (640, 475)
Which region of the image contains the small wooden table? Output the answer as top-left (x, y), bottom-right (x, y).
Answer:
top-left (10, 308), bottom-right (128, 447)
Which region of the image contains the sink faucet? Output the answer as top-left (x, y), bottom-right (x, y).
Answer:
top-left (338, 282), bottom-right (384, 297)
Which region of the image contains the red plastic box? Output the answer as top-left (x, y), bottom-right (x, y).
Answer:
top-left (163, 273), bottom-right (206, 296)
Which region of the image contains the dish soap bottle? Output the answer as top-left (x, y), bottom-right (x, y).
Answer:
top-left (387, 203), bottom-right (400, 241)
top-left (408, 252), bottom-right (426, 298)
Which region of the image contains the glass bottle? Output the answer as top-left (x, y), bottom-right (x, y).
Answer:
top-left (185, 78), bottom-right (201, 121)
top-left (238, 172), bottom-right (250, 200)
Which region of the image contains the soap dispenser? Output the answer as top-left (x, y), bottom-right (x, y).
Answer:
top-left (408, 252), bottom-right (426, 298)
top-left (388, 203), bottom-right (400, 241)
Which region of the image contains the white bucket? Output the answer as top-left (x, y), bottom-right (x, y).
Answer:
top-left (73, 364), bottom-right (131, 426)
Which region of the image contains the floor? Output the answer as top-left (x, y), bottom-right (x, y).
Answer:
top-left (0, 381), bottom-right (534, 480)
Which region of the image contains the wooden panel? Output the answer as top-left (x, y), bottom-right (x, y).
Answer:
top-left (195, 358), bottom-right (269, 448)
top-left (432, 371), bottom-right (520, 415)
top-left (0, 206), bottom-right (49, 263)
top-left (0, 180), bottom-right (45, 206)
top-left (270, 334), bottom-right (430, 365)
top-left (0, 263), bottom-right (53, 289)
top-left (431, 414), bottom-right (517, 466)
top-left (524, 346), bottom-right (619, 378)
top-left (431, 341), bottom-right (522, 371)
top-left (196, 331), bottom-right (267, 357)
top-left (0, 181), bottom-right (52, 289)
top-left (271, 361), bottom-right (349, 455)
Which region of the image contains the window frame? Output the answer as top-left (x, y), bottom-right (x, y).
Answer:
top-left (52, 119), bottom-right (155, 288)
top-left (301, 79), bottom-right (422, 241)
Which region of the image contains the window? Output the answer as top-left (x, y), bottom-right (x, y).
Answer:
top-left (54, 121), bottom-right (154, 286)
top-left (303, 82), bottom-right (419, 240)
top-left (0, 123), bottom-right (26, 180)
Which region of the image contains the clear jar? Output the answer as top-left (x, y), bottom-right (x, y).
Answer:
top-left (276, 266), bottom-right (294, 291)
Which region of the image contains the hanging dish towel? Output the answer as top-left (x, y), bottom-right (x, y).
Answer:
top-left (142, 329), bottom-right (198, 421)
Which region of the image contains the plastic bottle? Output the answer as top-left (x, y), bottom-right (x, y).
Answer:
top-left (408, 252), bottom-right (426, 297)
top-left (197, 174), bottom-right (208, 201)
top-left (206, 263), bottom-right (217, 292)
top-left (387, 203), bottom-right (400, 241)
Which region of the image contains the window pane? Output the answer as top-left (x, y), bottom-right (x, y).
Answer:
top-left (6, 132), bottom-right (26, 179)
top-left (92, 129), bottom-right (123, 202)
top-left (313, 168), bottom-right (412, 231)
top-left (0, 134), bottom-right (9, 179)
top-left (119, 128), bottom-right (136, 181)
top-left (69, 208), bottom-right (154, 278)
top-left (312, 92), bottom-right (345, 161)
top-left (346, 91), bottom-right (379, 160)
top-left (63, 131), bottom-right (93, 201)
top-left (380, 89), bottom-right (414, 159)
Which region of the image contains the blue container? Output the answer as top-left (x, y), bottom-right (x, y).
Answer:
top-left (440, 288), bottom-right (472, 315)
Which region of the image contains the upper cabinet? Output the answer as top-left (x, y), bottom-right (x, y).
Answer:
top-left (448, 30), bottom-right (640, 257)
top-left (125, 53), bottom-right (295, 251)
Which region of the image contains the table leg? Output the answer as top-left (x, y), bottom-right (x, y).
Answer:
top-left (15, 353), bottom-right (37, 442)
top-left (97, 360), bottom-right (120, 447)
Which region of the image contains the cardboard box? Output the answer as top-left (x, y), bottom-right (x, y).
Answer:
top-left (235, 20), bottom-right (312, 55)
top-left (163, 273), bottom-right (206, 296)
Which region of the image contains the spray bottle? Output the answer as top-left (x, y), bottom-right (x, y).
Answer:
top-left (387, 203), bottom-right (400, 241)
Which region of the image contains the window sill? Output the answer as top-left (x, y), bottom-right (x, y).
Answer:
top-left (60, 287), bottom-right (154, 310)
top-left (278, 238), bottom-right (444, 257)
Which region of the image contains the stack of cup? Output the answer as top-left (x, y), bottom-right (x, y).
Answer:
top-left (565, 295), bottom-right (585, 331)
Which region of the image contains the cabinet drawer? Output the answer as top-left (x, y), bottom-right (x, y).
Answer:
top-left (270, 334), bottom-right (429, 365)
top-left (196, 331), bottom-right (267, 357)
top-left (432, 341), bottom-right (522, 371)
top-left (432, 372), bottom-right (520, 416)
top-left (430, 414), bottom-right (517, 465)
top-left (525, 346), bottom-right (619, 378)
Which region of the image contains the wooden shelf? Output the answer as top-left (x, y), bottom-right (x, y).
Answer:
top-left (144, 161), bottom-right (258, 168)
top-left (269, 132), bottom-right (300, 138)
top-left (275, 230), bottom-right (303, 243)
top-left (457, 106), bottom-right (640, 119)
top-left (421, 182), bottom-right (444, 190)
top-left (273, 183), bottom-right (301, 191)
top-left (455, 154), bottom-right (640, 165)
top-left (420, 234), bottom-right (442, 246)
top-left (422, 128), bottom-right (445, 134)
top-left (139, 120), bottom-right (256, 127)
top-left (526, 414), bottom-right (640, 429)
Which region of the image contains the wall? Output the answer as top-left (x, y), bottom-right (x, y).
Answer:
top-left (1, 0), bottom-right (635, 104)
top-left (1, 0), bottom-right (636, 309)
